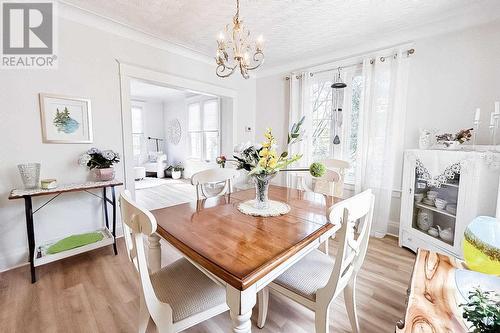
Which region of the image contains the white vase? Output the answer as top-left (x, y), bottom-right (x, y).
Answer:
top-left (172, 170), bottom-right (181, 179)
top-left (419, 129), bottom-right (435, 149)
top-left (18, 163), bottom-right (41, 189)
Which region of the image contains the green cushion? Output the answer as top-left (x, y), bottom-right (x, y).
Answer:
top-left (46, 232), bottom-right (104, 254)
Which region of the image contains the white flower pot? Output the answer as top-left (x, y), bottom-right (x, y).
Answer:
top-left (172, 170), bottom-right (181, 179)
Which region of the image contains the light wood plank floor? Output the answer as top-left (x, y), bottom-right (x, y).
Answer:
top-left (0, 236), bottom-right (415, 333)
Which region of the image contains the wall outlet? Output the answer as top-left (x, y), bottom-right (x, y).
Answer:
top-left (245, 126), bottom-right (252, 132)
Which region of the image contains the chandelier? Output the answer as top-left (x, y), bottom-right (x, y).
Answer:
top-left (215, 0), bottom-right (264, 79)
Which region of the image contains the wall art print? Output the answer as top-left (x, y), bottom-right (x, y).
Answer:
top-left (39, 93), bottom-right (93, 143)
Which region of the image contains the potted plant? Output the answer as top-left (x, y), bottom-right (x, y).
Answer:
top-left (172, 164), bottom-right (184, 179)
top-left (78, 148), bottom-right (120, 181)
top-left (460, 287), bottom-right (500, 332)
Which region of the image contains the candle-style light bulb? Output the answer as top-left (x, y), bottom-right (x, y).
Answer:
top-left (256, 35), bottom-right (264, 50)
top-left (495, 101), bottom-right (500, 115)
top-left (218, 32), bottom-right (225, 42)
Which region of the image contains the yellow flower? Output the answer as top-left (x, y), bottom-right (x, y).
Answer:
top-left (259, 157), bottom-right (267, 167)
top-left (260, 148), bottom-right (269, 157)
top-left (269, 150), bottom-right (277, 158)
top-left (268, 158), bottom-right (277, 169)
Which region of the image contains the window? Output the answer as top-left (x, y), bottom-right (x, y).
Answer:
top-left (188, 99), bottom-right (220, 162)
top-left (310, 67), bottom-right (362, 183)
top-left (131, 104), bottom-right (144, 160)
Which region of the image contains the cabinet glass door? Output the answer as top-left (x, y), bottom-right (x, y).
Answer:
top-left (412, 166), bottom-right (459, 247)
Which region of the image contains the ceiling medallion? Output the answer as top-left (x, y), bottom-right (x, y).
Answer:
top-left (215, 0), bottom-right (264, 79)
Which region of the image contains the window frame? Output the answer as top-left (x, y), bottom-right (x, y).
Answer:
top-left (309, 65), bottom-right (363, 185)
top-left (130, 101), bottom-right (145, 161)
top-left (187, 97), bottom-right (221, 162)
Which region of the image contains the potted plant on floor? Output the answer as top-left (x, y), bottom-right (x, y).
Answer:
top-left (172, 164), bottom-right (184, 179)
top-left (78, 148), bottom-right (120, 181)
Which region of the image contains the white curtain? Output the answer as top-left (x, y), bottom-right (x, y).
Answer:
top-left (287, 71), bottom-right (313, 187)
top-left (355, 50), bottom-right (410, 237)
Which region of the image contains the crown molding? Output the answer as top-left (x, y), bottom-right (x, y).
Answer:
top-left (58, 1), bottom-right (214, 66)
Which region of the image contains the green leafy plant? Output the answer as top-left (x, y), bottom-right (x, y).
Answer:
top-left (460, 287), bottom-right (500, 333)
top-left (309, 162), bottom-right (326, 177)
top-left (173, 164), bottom-right (184, 172)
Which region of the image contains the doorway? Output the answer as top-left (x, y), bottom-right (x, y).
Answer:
top-left (119, 63), bottom-right (237, 209)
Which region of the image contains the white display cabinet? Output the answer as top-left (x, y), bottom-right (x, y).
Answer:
top-left (399, 149), bottom-right (500, 258)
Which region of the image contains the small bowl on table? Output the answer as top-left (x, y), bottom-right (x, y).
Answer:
top-left (427, 190), bottom-right (439, 201)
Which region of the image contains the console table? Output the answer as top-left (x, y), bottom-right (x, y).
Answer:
top-left (9, 180), bottom-right (123, 283)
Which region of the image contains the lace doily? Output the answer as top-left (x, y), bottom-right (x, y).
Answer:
top-left (237, 200), bottom-right (291, 217)
top-left (416, 158), bottom-right (461, 188)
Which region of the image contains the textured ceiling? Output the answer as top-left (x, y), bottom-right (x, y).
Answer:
top-left (63, 0), bottom-right (500, 68)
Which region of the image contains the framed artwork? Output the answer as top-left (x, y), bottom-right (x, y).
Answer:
top-left (39, 93), bottom-right (93, 143)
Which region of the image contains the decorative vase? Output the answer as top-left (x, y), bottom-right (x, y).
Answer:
top-left (252, 173), bottom-right (276, 210)
top-left (419, 129), bottom-right (435, 149)
top-left (94, 167), bottom-right (115, 181)
top-left (463, 216), bottom-right (500, 275)
top-left (17, 163), bottom-right (41, 189)
top-left (172, 170), bottom-right (181, 180)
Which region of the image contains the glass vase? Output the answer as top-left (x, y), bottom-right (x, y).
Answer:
top-left (252, 173), bottom-right (276, 210)
top-left (17, 163), bottom-right (41, 189)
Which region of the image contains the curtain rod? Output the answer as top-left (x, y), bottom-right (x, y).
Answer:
top-left (285, 48), bottom-right (415, 80)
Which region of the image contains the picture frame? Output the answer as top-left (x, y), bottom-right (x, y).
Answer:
top-left (39, 93), bottom-right (93, 143)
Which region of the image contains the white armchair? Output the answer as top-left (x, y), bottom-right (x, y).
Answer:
top-left (143, 152), bottom-right (167, 178)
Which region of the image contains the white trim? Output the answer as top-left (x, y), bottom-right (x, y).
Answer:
top-left (58, 1), bottom-right (213, 65)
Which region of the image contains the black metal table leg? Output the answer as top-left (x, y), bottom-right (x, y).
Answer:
top-left (102, 187), bottom-right (109, 229)
top-left (24, 196), bottom-right (36, 283)
top-left (111, 186), bottom-right (117, 255)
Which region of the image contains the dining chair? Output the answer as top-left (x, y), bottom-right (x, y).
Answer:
top-left (191, 168), bottom-right (240, 200)
top-left (120, 190), bottom-right (229, 333)
top-left (297, 168), bottom-right (341, 255)
top-left (257, 189), bottom-right (375, 333)
top-left (320, 159), bottom-right (350, 198)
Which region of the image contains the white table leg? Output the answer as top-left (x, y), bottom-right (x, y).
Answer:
top-left (226, 284), bottom-right (256, 333)
top-left (148, 233), bottom-right (161, 273)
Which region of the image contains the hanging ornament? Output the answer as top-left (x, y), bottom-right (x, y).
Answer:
top-left (331, 68), bottom-right (346, 145)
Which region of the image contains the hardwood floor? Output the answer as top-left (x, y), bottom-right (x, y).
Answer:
top-left (0, 236), bottom-right (415, 333)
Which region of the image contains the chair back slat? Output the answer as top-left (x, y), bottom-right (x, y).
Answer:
top-left (191, 168), bottom-right (240, 200)
top-left (320, 189), bottom-right (374, 299)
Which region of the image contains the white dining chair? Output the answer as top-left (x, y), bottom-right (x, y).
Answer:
top-left (297, 168), bottom-right (341, 255)
top-left (257, 189), bottom-right (375, 333)
top-left (120, 190), bottom-right (229, 333)
top-left (191, 168), bottom-right (240, 200)
top-left (320, 159), bottom-right (350, 198)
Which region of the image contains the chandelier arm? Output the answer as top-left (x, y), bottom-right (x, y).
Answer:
top-left (245, 51), bottom-right (265, 71)
top-left (216, 64), bottom-right (237, 78)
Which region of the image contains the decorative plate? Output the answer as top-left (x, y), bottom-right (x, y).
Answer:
top-left (166, 119), bottom-right (181, 145)
top-left (237, 200), bottom-right (291, 217)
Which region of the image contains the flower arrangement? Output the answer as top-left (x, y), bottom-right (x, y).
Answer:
top-left (78, 148), bottom-right (120, 170)
top-left (231, 117), bottom-right (305, 176)
top-left (436, 128), bottom-right (473, 146)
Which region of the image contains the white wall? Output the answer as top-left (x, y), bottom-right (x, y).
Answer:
top-left (0, 13), bottom-right (256, 270)
top-left (255, 19), bottom-right (500, 234)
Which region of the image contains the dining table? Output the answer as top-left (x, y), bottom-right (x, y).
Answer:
top-left (149, 185), bottom-right (341, 333)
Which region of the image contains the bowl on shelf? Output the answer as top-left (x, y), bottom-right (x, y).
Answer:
top-left (417, 208), bottom-right (434, 231)
top-left (423, 198), bottom-right (435, 206)
top-left (414, 193), bottom-right (424, 203)
top-left (435, 198), bottom-right (448, 210)
top-left (426, 190), bottom-right (439, 201)
top-left (446, 204), bottom-right (457, 215)
top-left (428, 226), bottom-right (439, 237)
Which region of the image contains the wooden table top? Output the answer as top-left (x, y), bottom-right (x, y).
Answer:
top-left (9, 180), bottom-right (123, 199)
top-left (151, 185), bottom-right (341, 290)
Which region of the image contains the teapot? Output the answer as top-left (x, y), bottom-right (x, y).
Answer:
top-left (436, 225), bottom-right (453, 242)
